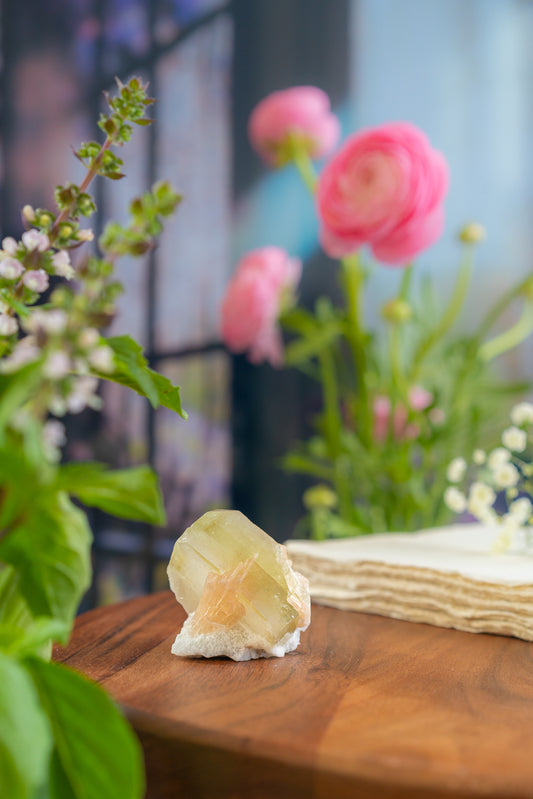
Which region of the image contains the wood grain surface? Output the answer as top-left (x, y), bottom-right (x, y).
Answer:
top-left (54, 591), bottom-right (533, 799)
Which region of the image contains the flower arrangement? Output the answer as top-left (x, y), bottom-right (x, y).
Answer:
top-left (221, 86), bottom-right (533, 539)
top-left (0, 78), bottom-right (184, 799)
top-left (445, 401), bottom-right (533, 553)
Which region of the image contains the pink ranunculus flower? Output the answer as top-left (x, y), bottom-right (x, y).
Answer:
top-left (220, 247), bottom-right (301, 367)
top-left (372, 386), bottom-right (434, 443)
top-left (317, 122), bottom-right (449, 265)
top-left (248, 87), bottom-right (340, 167)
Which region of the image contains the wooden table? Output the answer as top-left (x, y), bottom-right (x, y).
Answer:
top-left (54, 591), bottom-right (533, 799)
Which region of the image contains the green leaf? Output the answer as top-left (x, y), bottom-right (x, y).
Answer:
top-left (0, 616), bottom-right (69, 657)
top-left (0, 493), bottom-right (91, 625)
top-left (0, 362), bottom-right (42, 438)
top-left (285, 320), bottom-right (342, 367)
top-left (0, 653), bottom-right (52, 799)
top-left (57, 462), bottom-right (166, 525)
top-left (26, 659), bottom-right (145, 799)
top-left (103, 335), bottom-right (187, 418)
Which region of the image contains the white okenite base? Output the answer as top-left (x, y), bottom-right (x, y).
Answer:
top-left (285, 524), bottom-right (533, 642)
top-left (171, 614), bottom-right (307, 662)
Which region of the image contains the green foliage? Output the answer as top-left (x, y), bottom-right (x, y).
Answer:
top-left (57, 462), bottom-right (166, 525)
top-left (27, 659), bottom-right (145, 799)
top-left (0, 655), bottom-right (53, 799)
top-left (282, 251), bottom-right (532, 536)
top-left (0, 76), bottom-right (185, 798)
top-left (105, 335), bottom-right (187, 417)
top-left (99, 181), bottom-right (182, 257)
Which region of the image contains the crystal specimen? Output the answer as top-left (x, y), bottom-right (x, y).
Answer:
top-left (167, 509), bottom-right (311, 661)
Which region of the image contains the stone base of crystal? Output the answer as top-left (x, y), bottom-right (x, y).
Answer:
top-left (170, 613), bottom-right (307, 661)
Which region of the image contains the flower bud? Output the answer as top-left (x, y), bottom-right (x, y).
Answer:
top-left (381, 298), bottom-right (412, 324)
top-left (458, 222), bottom-right (486, 245)
top-left (303, 484), bottom-right (338, 510)
top-left (51, 250), bottom-right (75, 280)
top-left (77, 327), bottom-right (100, 350)
top-left (22, 205), bottom-right (36, 223)
top-left (88, 345), bottom-right (114, 373)
top-left (77, 229), bottom-right (94, 242)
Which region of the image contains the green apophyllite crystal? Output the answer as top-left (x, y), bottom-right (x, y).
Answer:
top-left (167, 509), bottom-right (310, 660)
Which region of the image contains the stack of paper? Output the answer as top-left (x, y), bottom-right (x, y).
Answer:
top-left (285, 524), bottom-right (533, 641)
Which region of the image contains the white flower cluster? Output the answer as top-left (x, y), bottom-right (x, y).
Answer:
top-left (444, 401), bottom-right (533, 553)
top-left (0, 223), bottom-right (84, 340)
top-left (0, 218), bottom-right (115, 450)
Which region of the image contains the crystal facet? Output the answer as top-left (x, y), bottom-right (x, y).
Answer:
top-left (167, 510), bottom-right (311, 661)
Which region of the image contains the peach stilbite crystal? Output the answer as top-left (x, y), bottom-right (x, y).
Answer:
top-left (167, 510), bottom-right (311, 661)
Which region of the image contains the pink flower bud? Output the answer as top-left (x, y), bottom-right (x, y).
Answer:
top-left (408, 385), bottom-right (433, 411)
top-left (248, 87), bottom-right (340, 166)
top-left (317, 122), bottom-right (448, 265)
top-left (22, 269), bottom-right (49, 293)
top-left (0, 257), bottom-right (24, 280)
top-left (221, 247), bottom-right (301, 366)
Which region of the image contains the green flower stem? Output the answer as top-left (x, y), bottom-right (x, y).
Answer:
top-left (475, 273), bottom-right (533, 342)
top-left (288, 138), bottom-right (318, 194)
top-left (389, 265), bottom-right (413, 398)
top-left (318, 348), bottom-right (342, 458)
top-left (318, 350), bottom-right (354, 520)
top-left (479, 301), bottom-right (533, 362)
top-left (410, 245), bottom-right (474, 380)
top-left (341, 253), bottom-right (371, 445)
top-left (50, 136), bottom-right (113, 241)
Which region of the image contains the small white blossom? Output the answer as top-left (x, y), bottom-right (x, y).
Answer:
top-left (509, 497), bottom-right (532, 524)
top-left (469, 481), bottom-right (496, 507)
top-left (487, 447), bottom-right (511, 470)
top-left (510, 402), bottom-right (533, 426)
top-left (502, 425), bottom-right (527, 452)
top-left (444, 486), bottom-right (467, 514)
top-left (88, 345), bottom-right (114, 374)
top-left (66, 376), bottom-right (101, 413)
top-left (43, 351), bottom-right (71, 380)
top-left (22, 269), bottom-right (49, 293)
top-left (472, 449), bottom-right (486, 465)
top-left (1, 337), bottom-right (40, 372)
top-left (1, 237), bottom-right (18, 256)
top-left (447, 456), bottom-right (467, 483)
top-left (492, 462), bottom-right (520, 489)
top-left (0, 314), bottom-right (18, 336)
top-left (25, 309), bottom-right (68, 335)
top-left (51, 250), bottom-right (75, 280)
top-left (77, 229), bottom-right (94, 242)
top-left (22, 229), bottom-right (49, 252)
top-left (77, 327), bottom-right (100, 350)
top-left (43, 419), bottom-right (67, 461)
top-left (48, 396), bottom-right (67, 416)
top-left (468, 496), bottom-right (498, 525)
top-left (0, 257), bottom-right (24, 280)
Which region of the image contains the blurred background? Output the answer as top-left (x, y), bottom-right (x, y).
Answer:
top-left (1, 0), bottom-right (532, 606)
